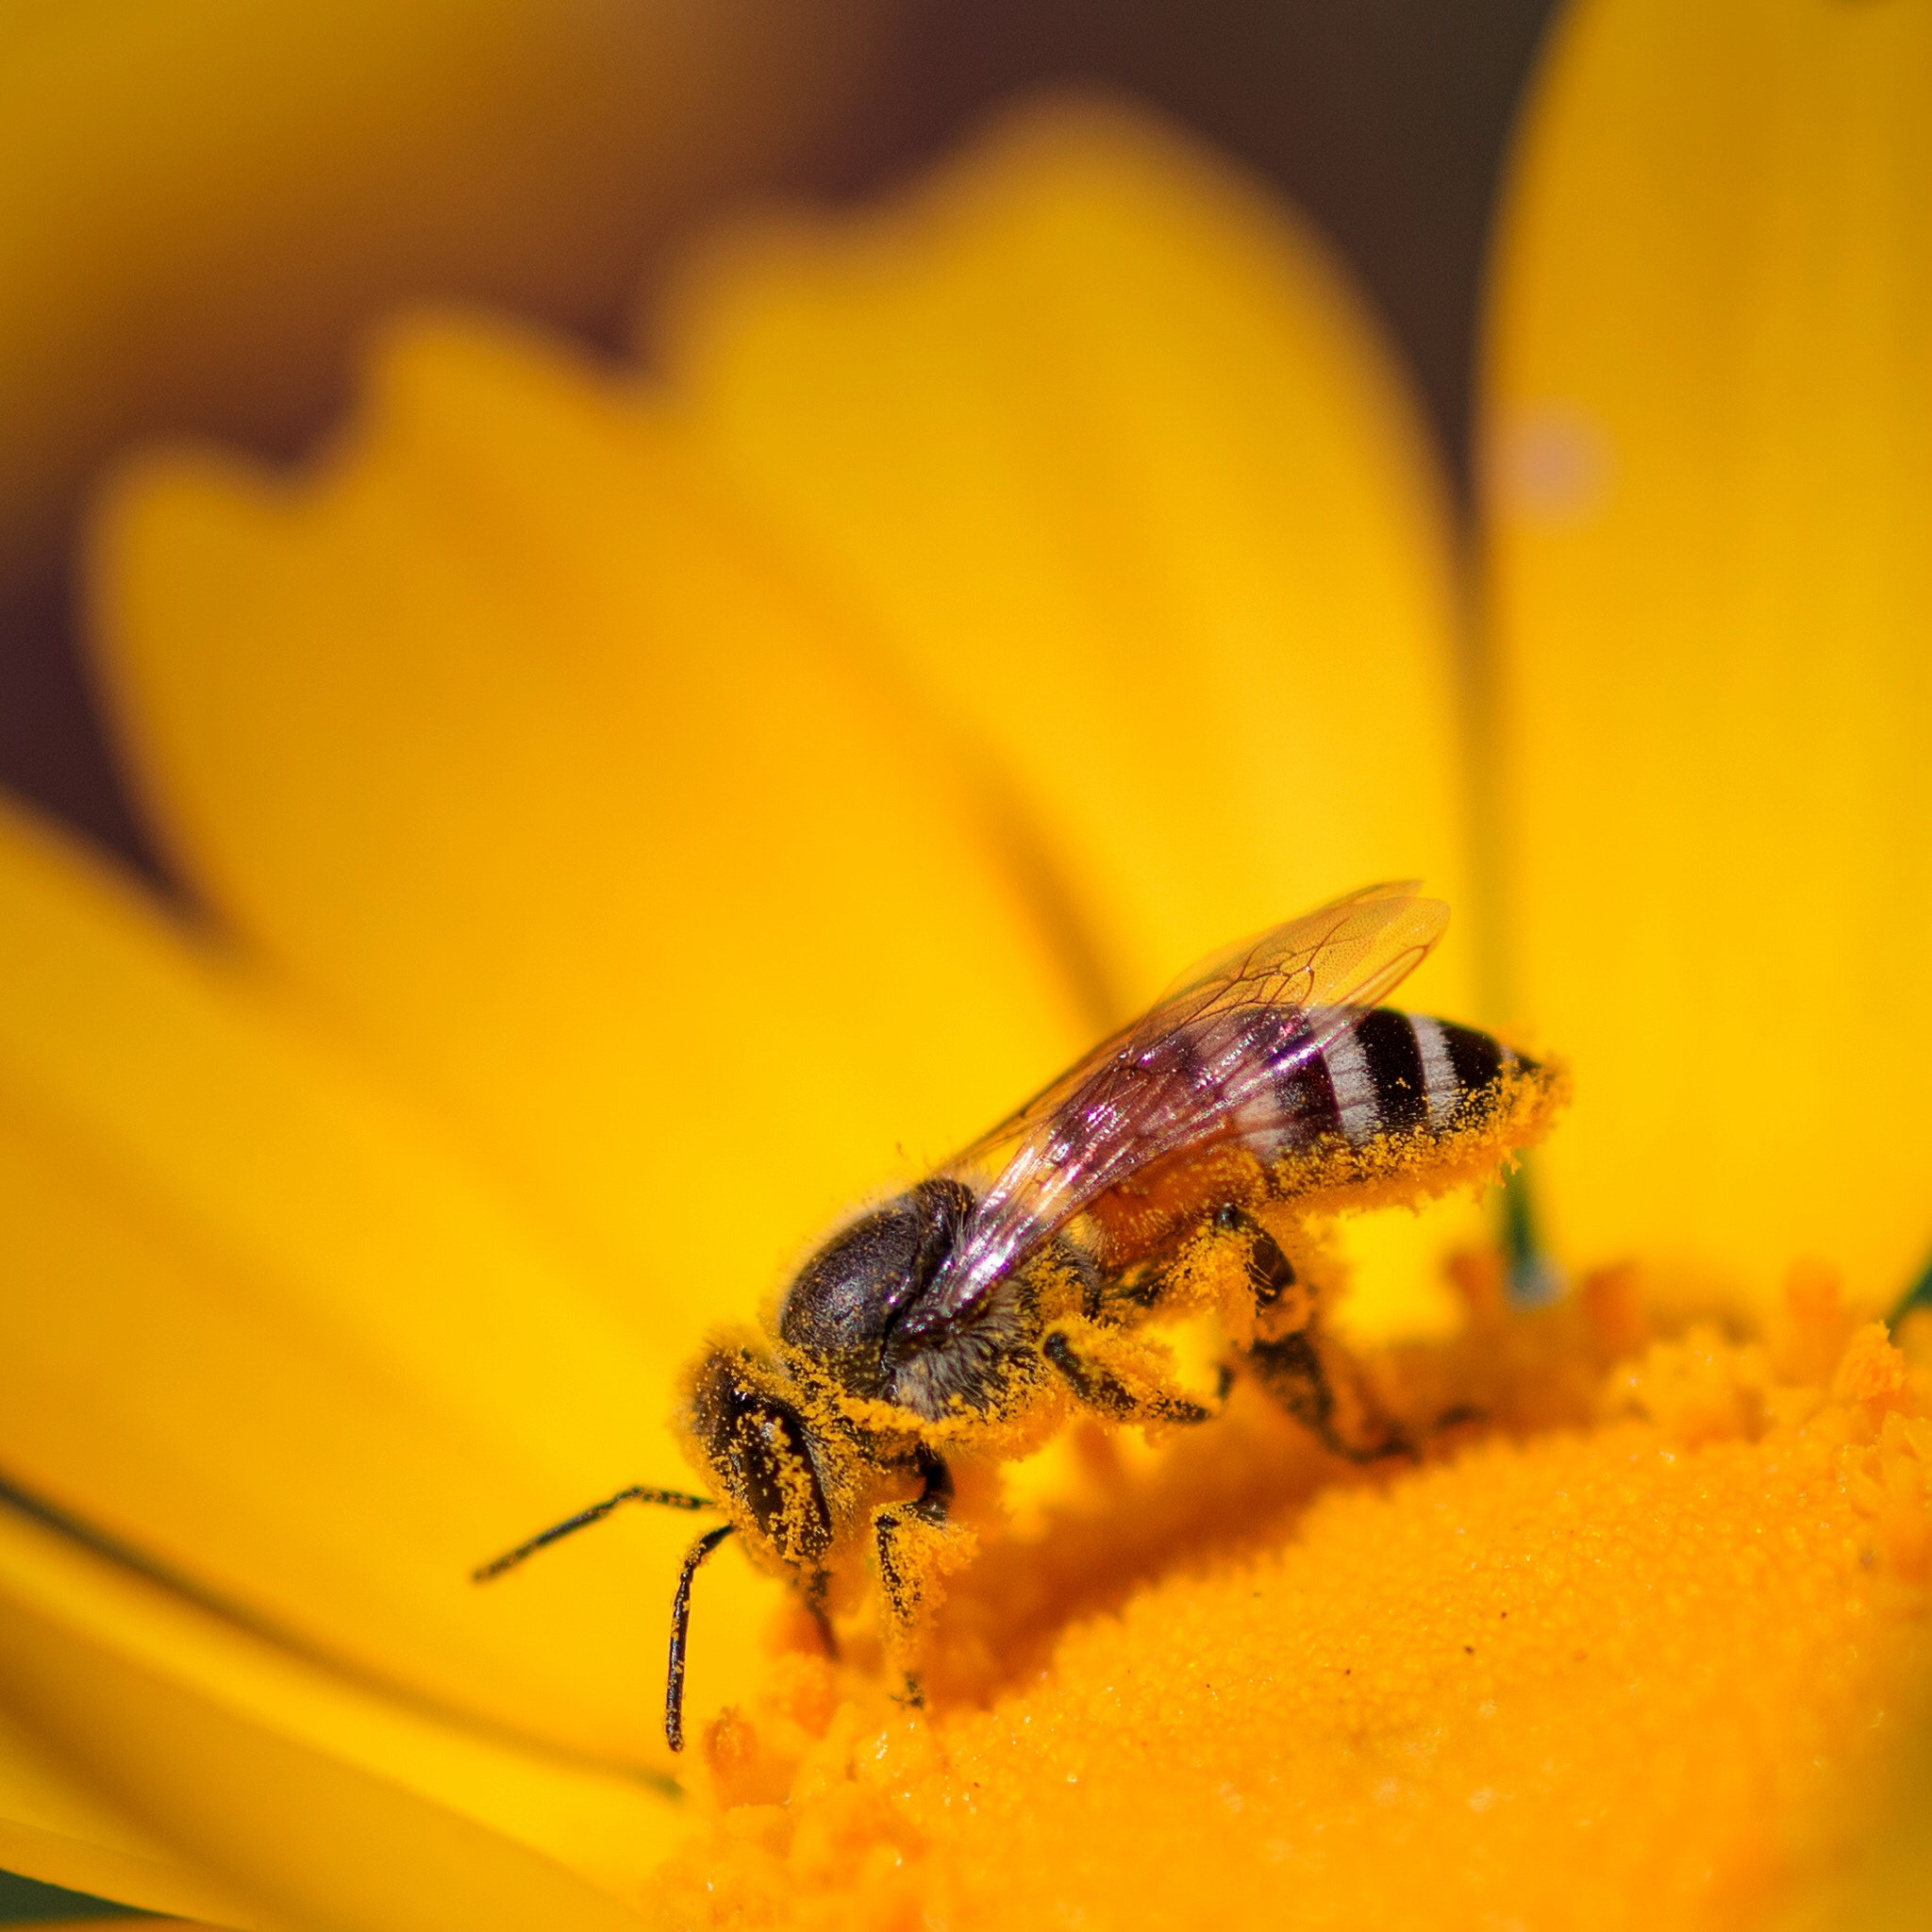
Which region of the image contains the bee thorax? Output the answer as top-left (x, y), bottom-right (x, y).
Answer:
top-left (777, 1178), bottom-right (974, 1400)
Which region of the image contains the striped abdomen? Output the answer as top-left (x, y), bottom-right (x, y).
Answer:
top-left (1174, 1003), bottom-right (1529, 1169)
top-left (935, 1003), bottom-right (1540, 1304)
top-left (1271, 1008), bottom-right (1525, 1152)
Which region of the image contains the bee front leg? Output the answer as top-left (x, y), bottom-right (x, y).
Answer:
top-left (801, 1567), bottom-right (839, 1661)
top-left (872, 1443), bottom-right (970, 1703)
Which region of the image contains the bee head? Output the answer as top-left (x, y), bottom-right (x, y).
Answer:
top-left (675, 1343), bottom-right (836, 1574)
top-left (776, 1178), bottom-right (973, 1399)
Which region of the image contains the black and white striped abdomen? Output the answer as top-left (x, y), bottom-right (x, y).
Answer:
top-left (1270, 1008), bottom-right (1524, 1153)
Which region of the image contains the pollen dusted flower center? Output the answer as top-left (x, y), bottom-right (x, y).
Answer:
top-left (652, 1267), bottom-right (1932, 1932)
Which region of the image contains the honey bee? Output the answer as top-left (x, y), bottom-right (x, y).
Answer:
top-left (476, 883), bottom-right (1562, 1750)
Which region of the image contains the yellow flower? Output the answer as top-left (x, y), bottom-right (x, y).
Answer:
top-left (2, 1), bottom-right (1930, 1929)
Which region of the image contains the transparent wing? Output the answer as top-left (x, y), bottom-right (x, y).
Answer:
top-left (920, 883), bottom-right (1447, 1326)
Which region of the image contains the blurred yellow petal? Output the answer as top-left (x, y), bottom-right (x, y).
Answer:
top-left (665, 98), bottom-right (1471, 1024)
top-left (0, 1699), bottom-right (256, 1924)
top-left (1483, 0), bottom-right (1932, 1305)
top-left (90, 314), bottom-right (1091, 1331)
top-left (11, 1924), bottom-right (227, 1932)
top-left (0, 1503), bottom-right (674, 1927)
top-left (0, 794), bottom-right (784, 1770)
top-left (664, 98), bottom-right (1482, 1329)
top-left (9, 1923), bottom-right (229, 1932)
top-left (0, 0), bottom-right (878, 588)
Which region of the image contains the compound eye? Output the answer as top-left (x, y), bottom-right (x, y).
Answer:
top-left (736, 1403), bottom-right (832, 1566)
top-left (687, 1355), bottom-right (833, 1567)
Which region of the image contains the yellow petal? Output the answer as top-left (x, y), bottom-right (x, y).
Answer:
top-left (90, 313), bottom-right (1091, 1330)
top-left (0, 1697), bottom-right (256, 1924)
top-left (664, 98), bottom-right (1472, 1025)
top-left (0, 795), bottom-right (781, 1769)
top-left (664, 98), bottom-right (1482, 1329)
top-left (9, 1924), bottom-right (226, 1932)
top-left (0, 1502), bottom-right (675, 1927)
top-left (8, 1923), bottom-right (229, 1932)
top-left (1483, 0), bottom-right (1932, 1305)
top-left (0, 0), bottom-right (876, 587)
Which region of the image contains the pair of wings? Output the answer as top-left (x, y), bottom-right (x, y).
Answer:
top-left (910, 882), bottom-right (1448, 1333)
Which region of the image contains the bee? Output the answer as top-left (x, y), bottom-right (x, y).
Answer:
top-left (475, 883), bottom-right (1563, 1750)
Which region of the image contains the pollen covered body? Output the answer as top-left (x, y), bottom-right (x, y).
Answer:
top-left (674, 888), bottom-right (1564, 1695)
top-left (480, 886), bottom-right (1564, 1749)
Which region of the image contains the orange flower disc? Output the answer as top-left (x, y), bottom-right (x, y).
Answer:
top-left (653, 1280), bottom-right (1932, 1931)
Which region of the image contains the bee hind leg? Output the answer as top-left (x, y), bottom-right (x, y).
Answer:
top-left (1243, 1325), bottom-right (1409, 1463)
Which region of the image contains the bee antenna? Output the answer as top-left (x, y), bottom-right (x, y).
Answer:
top-left (471, 1486), bottom-right (717, 1583)
top-left (666, 1523), bottom-right (738, 1753)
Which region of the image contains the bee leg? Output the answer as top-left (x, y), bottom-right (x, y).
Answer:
top-left (1212, 1203), bottom-right (1301, 1312)
top-left (802, 1569), bottom-right (839, 1661)
top-left (1041, 1329), bottom-right (1219, 1426)
top-left (873, 1444), bottom-right (956, 1699)
top-left (1244, 1325), bottom-right (1410, 1462)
